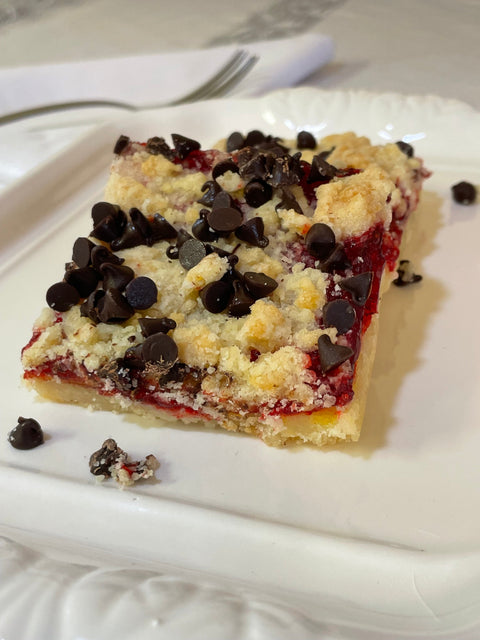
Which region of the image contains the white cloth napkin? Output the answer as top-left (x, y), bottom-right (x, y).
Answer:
top-left (0, 33), bottom-right (333, 117)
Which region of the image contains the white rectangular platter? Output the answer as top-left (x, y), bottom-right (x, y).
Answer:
top-left (1, 89), bottom-right (480, 638)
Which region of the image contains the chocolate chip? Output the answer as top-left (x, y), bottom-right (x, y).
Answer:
top-left (110, 222), bottom-right (146, 250)
top-left (197, 180), bottom-right (223, 206)
top-left (244, 180), bottom-right (272, 208)
top-left (166, 245), bottom-right (179, 259)
top-left (64, 266), bottom-right (99, 298)
top-left (91, 202), bottom-right (125, 228)
top-left (146, 136), bottom-right (174, 159)
top-left (235, 216), bottom-right (268, 247)
top-left (141, 333), bottom-right (178, 368)
top-left (393, 260), bottom-right (423, 287)
top-left (113, 135), bottom-right (130, 155)
top-left (226, 131), bottom-right (245, 152)
top-left (8, 417), bottom-right (44, 450)
top-left (80, 289), bottom-right (105, 322)
top-left (270, 152), bottom-right (303, 188)
top-left (340, 272), bottom-right (373, 305)
top-left (91, 211), bottom-right (126, 243)
top-left (72, 237), bottom-right (95, 268)
top-left (228, 280), bottom-right (254, 317)
top-left (139, 317), bottom-right (176, 337)
top-left (451, 181), bottom-right (477, 205)
top-left (46, 281), bottom-right (80, 311)
top-left (123, 344), bottom-right (145, 369)
top-left (150, 213), bottom-right (178, 241)
top-left (212, 190), bottom-right (235, 210)
top-left (171, 133), bottom-right (201, 159)
top-left (89, 438), bottom-right (124, 476)
top-left (319, 243), bottom-right (352, 273)
top-left (125, 276), bottom-right (158, 309)
top-left (307, 155), bottom-right (338, 183)
top-left (296, 130), bottom-right (316, 149)
top-left (317, 334), bottom-right (354, 373)
top-left (207, 207), bottom-right (243, 233)
top-left (130, 208), bottom-right (152, 238)
top-left (396, 140), bottom-right (414, 158)
top-left (243, 272), bottom-right (278, 299)
top-left (91, 245), bottom-right (124, 272)
top-left (212, 159), bottom-right (239, 180)
top-left (99, 263), bottom-right (135, 291)
top-left (200, 280), bottom-right (233, 313)
top-left (305, 223), bottom-right (336, 260)
top-left (275, 187), bottom-right (303, 215)
top-left (97, 288), bottom-right (134, 323)
top-left (244, 130), bottom-right (266, 147)
top-left (178, 238), bottom-right (207, 270)
top-left (192, 216), bottom-right (218, 242)
top-left (322, 299), bottom-right (356, 334)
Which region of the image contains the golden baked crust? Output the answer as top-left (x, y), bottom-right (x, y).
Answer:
top-left (22, 131), bottom-right (429, 446)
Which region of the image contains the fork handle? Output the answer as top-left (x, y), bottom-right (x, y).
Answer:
top-left (0, 99), bottom-right (136, 126)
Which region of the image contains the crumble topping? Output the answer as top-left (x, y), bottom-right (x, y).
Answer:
top-left (89, 438), bottom-right (159, 487)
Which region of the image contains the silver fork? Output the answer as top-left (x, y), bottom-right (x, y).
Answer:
top-left (0, 50), bottom-right (258, 126)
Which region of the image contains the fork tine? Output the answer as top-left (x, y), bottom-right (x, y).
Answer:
top-left (197, 54), bottom-right (258, 100)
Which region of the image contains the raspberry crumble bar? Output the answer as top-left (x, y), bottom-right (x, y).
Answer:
top-left (22, 129), bottom-right (429, 446)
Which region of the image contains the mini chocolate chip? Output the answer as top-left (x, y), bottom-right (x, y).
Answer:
top-left (46, 281), bottom-right (80, 311)
top-left (235, 217), bottom-right (268, 247)
top-left (64, 266), bottom-right (99, 298)
top-left (228, 280), bottom-right (254, 317)
top-left (91, 245), bottom-right (124, 272)
top-left (198, 180), bottom-right (223, 206)
top-left (393, 260), bottom-right (423, 287)
top-left (91, 202), bottom-right (125, 227)
top-left (91, 212), bottom-right (126, 243)
top-left (226, 131), bottom-right (245, 152)
top-left (130, 208), bottom-right (152, 239)
top-left (296, 130), bottom-right (316, 149)
top-left (396, 140), bottom-right (414, 158)
top-left (100, 263), bottom-right (135, 291)
top-left (166, 245), bottom-right (179, 259)
top-left (110, 222), bottom-right (146, 251)
top-left (146, 136), bottom-right (174, 159)
top-left (207, 206), bottom-right (243, 233)
top-left (451, 181), bottom-right (477, 205)
top-left (200, 280), bottom-right (233, 313)
top-left (319, 243), bottom-right (352, 273)
top-left (123, 344), bottom-right (145, 369)
top-left (270, 152), bottom-right (303, 188)
top-left (141, 333), bottom-right (178, 368)
top-left (275, 187), bottom-right (303, 215)
top-left (8, 417), bottom-right (44, 450)
top-left (212, 190), bottom-right (236, 210)
top-left (212, 159), bottom-right (239, 180)
top-left (72, 237), bottom-right (95, 268)
top-left (150, 213), bottom-right (178, 241)
top-left (244, 130), bottom-right (266, 147)
top-left (317, 334), bottom-right (354, 373)
top-left (307, 155), bottom-right (338, 183)
top-left (340, 272), bottom-right (373, 305)
top-left (125, 276), bottom-right (158, 309)
top-left (172, 133), bottom-right (201, 159)
top-left (305, 223), bottom-right (336, 260)
top-left (80, 289), bottom-right (105, 323)
top-left (179, 238), bottom-right (207, 270)
top-left (97, 288), bottom-right (134, 323)
top-left (243, 272), bottom-right (278, 299)
top-left (322, 299), bottom-right (356, 334)
top-left (113, 134), bottom-right (130, 155)
top-left (192, 217), bottom-right (218, 242)
top-left (89, 438), bottom-right (124, 476)
top-left (139, 317), bottom-right (176, 337)
top-left (244, 180), bottom-right (272, 208)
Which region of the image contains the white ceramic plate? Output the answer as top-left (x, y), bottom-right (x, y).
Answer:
top-left (1, 89), bottom-right (480, 640)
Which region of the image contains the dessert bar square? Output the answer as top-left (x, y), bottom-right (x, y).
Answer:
top-left (22, 129), bottom-right (429, 446)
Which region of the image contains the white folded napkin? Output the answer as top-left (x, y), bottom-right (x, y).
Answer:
top-left (0, 32), bottom-right (333, 117)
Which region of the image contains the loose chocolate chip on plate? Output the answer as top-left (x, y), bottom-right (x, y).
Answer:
top-left (125, 276), bottom-right (158, 309)
top-left (305, 223), bottom-right (336, 260)
top-left (393, 260), bottom-right (423, 287)
top-left (244, 179), bottom-right (272, 208)
top-left (395, 140), bottom-right (414, 158)
top-left (207, 206), bottom-right (243, 233)
top-left (451, 181), bottom-right (477, 205)
top-left (171, 133), bottom-right (201, 159)
top-left (100, 263), bottom-right (135, 291)
top-left (317, 334), bottom-right (354, 373)
top-left (72, 237), bottom-right (95, 268)
top-left (113, 134), bottom-right (130, 155)
top-left (340, 272), bottom-right (373, 305)
top-left (228, 280), bottom-right (254, 317)
top-left (91, 245), bottom-right (124, 271)
top-left (322, 299), bottom-right (356, 334)
top-left (8, 417), bottom-right (44, 450)
top-left (212, 159), bottom-right (240, 180)
top-left (64, 266), bottom-right (99, 298)
top-left (226, 131), bottom-right (245, 152)
top-left (46, 281), bottom-right (80, 311)
top-left (97, 288), bottom-right (135, 323)
top-left (179, 238), bottom-right (207, 270)
top-left (235, 216), bottom-right (268, 247)
top-left (89, 438), bottom-right (124, 476)
top-left (139, 317), bottom-right (176, 337)
top-left (200, 280), bottom-right (233, 313)
top-left (243, 271), bottom-right (278, 299)
top-left (296, 130), bottom-right (316, 150)
top-left (141, 333), bottom-right (178, 368)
